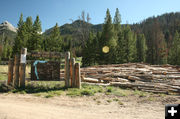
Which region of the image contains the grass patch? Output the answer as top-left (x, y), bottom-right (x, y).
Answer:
top-left (118, 100), bottom-right (124, 105)
top-left (66, 87), bottom-right (95, 97)
top-left (66, 88), bottom-right (81, 96)
top-left (105, 86), bottom-right (130, 97)
top-left (34, 93), bottom-right (42, 97)
top-left (106, 99), bottom-right (112, 103)
top-left (113, 98), bottom-right (119, 102)
top-left (147, 97), bottom-right (156, 101)
top-left (106, 87), bottom-right (113, 92)
top-left (0, 74), bottom-right (7, 81)
top-left (133, 89), bottom-right (147, 97)
top-left (81, 89), bottom-right (94, 96)
top-left (9, 81), bottom-right (65, 94)
top-left (44, 94), bottom-right (54, 98)
top-left (0, 65), bottom-right (8, 74)
top-left (1, 78), bottom-right (154, 99)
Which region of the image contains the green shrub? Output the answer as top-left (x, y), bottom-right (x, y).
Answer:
top-left (81, 89), bottom-right (94, 96)
top-left (106, 87), bottom-right (113, 92)
top-left (45, 94), bottom-right (54, 98)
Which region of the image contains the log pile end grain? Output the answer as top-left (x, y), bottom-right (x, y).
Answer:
top-left (80, 63), bottom-right (180, 95)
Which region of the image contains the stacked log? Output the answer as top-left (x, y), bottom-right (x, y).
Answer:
top-left (79, 63), bottom-right (180, 94)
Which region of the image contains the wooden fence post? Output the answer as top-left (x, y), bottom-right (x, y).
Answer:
top-left (7, 59), bottom-right (14, 85)
top-left (70, 58), bottom-right (72, 87)
top-left (75, 63), bottom-right (81, 89)
top-left (65, 52), bottom-right (70, 87)
top-left (19, 48), bottom-right (27, 88)
top-left (13, 54), bottom-right (20, 88)
top-left (71, 58), bottom-right (75, 87)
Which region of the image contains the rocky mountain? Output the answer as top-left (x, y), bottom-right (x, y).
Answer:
top-left (0, 21), bottom-right (17, 33)
top-left (0, 21), bottom-right (17, 45)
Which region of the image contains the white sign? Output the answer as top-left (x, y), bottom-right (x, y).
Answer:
top-left (20, 54), bottom-right (26, 63)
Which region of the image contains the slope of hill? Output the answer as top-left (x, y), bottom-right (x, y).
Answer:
top-left (44, 20), bottom-right (103, 36)
top-left (44, 12), bottom-right (180, 42)
top-left (132, 12), bottom-right (180, 35)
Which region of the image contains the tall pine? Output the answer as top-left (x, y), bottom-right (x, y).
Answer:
top-left (45, 23), bottom-right (61, 52)
top-left (13, 13), bottom-right (25, 55)
top-left (99, 8), bottom-right (116, 64)
top-left (31, 15), bottom-right (42, 51)
top-left (113, 8), bottom-right (121, 32)
top-left (123, 25), bottom-right (136, 62)
top-left (25, 17), bottom-right (33, 50)
top-left (136, 34), bottom-right (147, 62)
top-left (168, 31), bottom-right (180, 65)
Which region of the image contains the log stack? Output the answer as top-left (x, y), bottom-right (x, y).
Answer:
top-left (78, 63), bottom-right (180, 94)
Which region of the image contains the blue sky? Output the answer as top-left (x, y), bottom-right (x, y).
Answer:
top-left (0, 0), bottom-right (180, 32)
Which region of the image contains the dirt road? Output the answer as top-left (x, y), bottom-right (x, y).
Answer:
top-left (0, 93), bottom-right (177, 119)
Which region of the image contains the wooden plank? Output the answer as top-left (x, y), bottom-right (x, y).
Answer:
top-left (13, 54), bottom-right (20, 88)
top-left (19, 48), bottom-right (27, 88)
top-left (7, 59), bottom-right (14, 85)
top-left (65, 52), bottom-right (70, 87)
top-left (29, 51), bottom-right (64, 58)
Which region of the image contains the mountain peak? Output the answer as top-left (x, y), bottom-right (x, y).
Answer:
top-left (0, 21), bottom-right (17, 33)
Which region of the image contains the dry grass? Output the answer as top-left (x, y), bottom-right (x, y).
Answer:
top-left (0, 65), bottom-right (31, 77)
top-left (0, 65), bottom-right (8, 74)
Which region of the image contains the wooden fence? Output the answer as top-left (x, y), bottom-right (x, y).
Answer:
top-left (7, 48), bottom-right (81, 89)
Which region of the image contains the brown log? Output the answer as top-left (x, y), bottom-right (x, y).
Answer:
top-left (65, 52), bottom-right (70, 87)
top-left (13, 54), bottom-right (20, 88)
top-left (110, 82), bottom-right (132, 88)
top-left (19, 64), bottom-right (26, 88)
top-left (128, 76), bottom-right (142, 81)
top-left (82, 77), bottom-right (99, 83)
top-left (75, 63), bottom-right (81, 89)
top-left (7, 59), bottom-right (14, 85)
top-left (113, 78), bottom-right (129, 82)
top-left (71, 58), bottom-right (75, 87)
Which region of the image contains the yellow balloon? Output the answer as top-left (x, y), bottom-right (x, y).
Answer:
top-left (102, 46), bottom-right (109, 53)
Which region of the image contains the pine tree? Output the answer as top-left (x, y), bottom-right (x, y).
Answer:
top-left (13, 13), bottom-right (24, 55)
top-left (168, 31), bottom-right (180, 65)
top-left (46, 23), bottom-right (61, 52)
top-left (116, 28), bottom-right (125, 63)
top-left (82, 32), bottom-right (95, 66)
top-left (113, 8), bottom-right (121, 32)
top-left (31, 15), bottom-right (42, 51)
top-left (25, 17), bottom-right (33, 48)
top-left (123, 25), bottom-right (136, 62)
top-left (17, 13), bottom-right (24, 28)
top-left (113, 8), bottom-right (124, 63)
top-left (136, 34), bottom-right (147, 62)
top-left (99, 8), bottom-right (116, 64)
top-left (146, 20), bottom-right (167, 64)
top-left (2, 37), bottom-right (12, 59)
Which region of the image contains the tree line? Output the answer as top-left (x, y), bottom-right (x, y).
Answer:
top-left (82, 8), bottom-right (147, 66)
top-left (1, 9), bottom-right (180, 66)
top-left (82, 9), bottom-right (180, 66)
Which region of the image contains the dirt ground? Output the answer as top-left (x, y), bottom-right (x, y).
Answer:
top-left (0, 93), bottom-right (180, 119)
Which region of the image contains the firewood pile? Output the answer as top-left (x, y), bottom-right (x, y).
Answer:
top-left (80, 63), bottom-right (180, 94)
